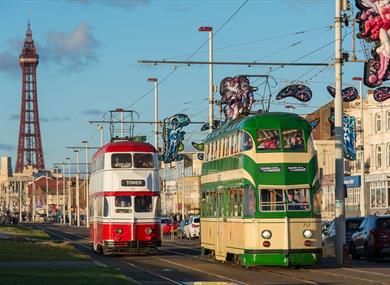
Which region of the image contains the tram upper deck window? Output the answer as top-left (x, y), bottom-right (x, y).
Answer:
top-left (135, 196), bottom-right (153, 212)
top-left (283, 129), bottom-right (305, 151)
top-left (115, 196), bottom-right (132, 213)
top-left (257, 130), bottom-right (280, 150)
top-left (286, 189), bottom-right (310, 211)
top-left (111, 153), bottom-right (132, 168)
top-left (241, 131), bottom-right (253, 151)
top-left (134, 153), bottom-right (154, 168)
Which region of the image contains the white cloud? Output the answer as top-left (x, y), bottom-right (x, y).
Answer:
top-left (71, 0), bottom-right (149, 9)
top-left (43, 23), bottom-right (100, 72)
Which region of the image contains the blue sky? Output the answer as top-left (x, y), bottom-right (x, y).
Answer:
top-left (0, 0), bottom-right (367, 170)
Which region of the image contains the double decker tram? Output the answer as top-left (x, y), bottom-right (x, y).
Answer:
top-left (200, 112), bottom-right (322, 266)
top-left (89, 141), bottom-right (161, 254)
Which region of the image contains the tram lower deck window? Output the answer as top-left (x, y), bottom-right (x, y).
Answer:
top-left (135, 196), bottom-right (153, 212)
top-left (260, 189), bottom-right (311, 211)
top-left (115, 196), bottom-right (132, 213)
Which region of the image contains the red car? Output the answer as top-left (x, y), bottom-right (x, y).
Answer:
top-left (161, 217), bottom-right (179, 235)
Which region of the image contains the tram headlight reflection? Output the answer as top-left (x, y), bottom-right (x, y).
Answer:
top-left (261, 230), bottom-right (272, 239)
top-left (303, 229), bottom-right (313, 239)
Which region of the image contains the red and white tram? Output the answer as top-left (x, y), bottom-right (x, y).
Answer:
top-left (89, 140), bottom-right (161, 254)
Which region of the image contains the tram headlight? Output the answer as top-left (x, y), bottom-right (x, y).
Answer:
top-left (116, 228), bottom-right (123, 234)
top-left (303, 229), bottom-right (313, 239)
top-left (145, 227), bottom-right (152, 235)
top-left (261, 230), bottom-right (272, 239)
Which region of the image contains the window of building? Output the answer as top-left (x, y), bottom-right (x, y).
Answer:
top-left (257, 129), bottom-right (281, 150)
top-left (387, 111), bottom-right (390, 130)
top-left (356, 118), bottom-right (362, 132)
top-left (375, 113), bottom-right (382, 133)
top-left (134, 153), bottom-right (154, 168)
top-left (387, 144), bottom-right (390, 168)
top-left (313, 187), bottom-right (322, 216)
top-left (282, 129), bottom-right (305, 151)
top-left (241, 131), bottom-right (253, 152)
top-left (356, 151), bottom-right (362, 171)
top-left (111, 153), bottom-right (132, 168)
top-left (370, 181), bottom-right (387, 209)
top-left (135, 196), bottom-right (153, 212)
top-left (376, 145), bottom-right (382, 169)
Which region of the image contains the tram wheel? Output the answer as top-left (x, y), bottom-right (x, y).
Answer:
top-left (233, 254), bottom-right (241, 265)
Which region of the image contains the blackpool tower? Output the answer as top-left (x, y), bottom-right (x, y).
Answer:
top-left (15, 21), bottom-right (45, 173)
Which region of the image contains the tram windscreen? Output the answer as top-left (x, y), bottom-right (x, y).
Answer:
top-left (134, 153), bottom-right (154, 168)
top-left (135, 196), bottom-right (153, 212)
top-left (282, 129), bottom-right (305, 151)
top-left (111, 153), bottom-right (132, 168)
top-left (286, 189), bottom-right (310, 211)
top-left (260, 189), bottom-right (310, 211)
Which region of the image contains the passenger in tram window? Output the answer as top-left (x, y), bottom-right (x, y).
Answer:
top-left (287, 190), bottom-right (302, 210)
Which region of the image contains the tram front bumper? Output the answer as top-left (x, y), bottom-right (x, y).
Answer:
top-left (241, 248), bottom-right (322, 266)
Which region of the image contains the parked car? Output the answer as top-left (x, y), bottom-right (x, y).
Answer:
top-left (161, 217), bottom-right (179, 235)
top-left (350, 215), bottom-right (390, 259)
top-left (322, 216), bottom-right (364, 256)
top-left (177, 218), bottom-right (189, 239)
top-left (184, 215), bottom-right (200, 239)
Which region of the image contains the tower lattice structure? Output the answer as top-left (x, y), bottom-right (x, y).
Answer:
top-left (15, 21), bottom-right (45, 173)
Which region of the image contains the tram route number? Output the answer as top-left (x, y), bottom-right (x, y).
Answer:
top-left (121, 179), bottom-right (146, 187)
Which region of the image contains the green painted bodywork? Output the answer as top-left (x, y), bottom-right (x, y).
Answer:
top-left (240, 252), bottom-right (322, 266)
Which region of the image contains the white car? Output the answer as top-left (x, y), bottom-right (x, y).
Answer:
top-left (185, 215), bottom-right (200, 239)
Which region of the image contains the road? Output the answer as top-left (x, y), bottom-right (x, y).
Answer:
top-left (29, 224), bottom-right (390, 285)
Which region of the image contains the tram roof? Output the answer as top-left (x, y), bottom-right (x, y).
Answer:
top-left (93, 141), bottom-right (156, 159)
top-left (205, 112), bottom-right (310, 141)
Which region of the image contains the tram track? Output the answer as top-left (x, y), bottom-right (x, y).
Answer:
top-left (29, 225), bottom-right (390, 285)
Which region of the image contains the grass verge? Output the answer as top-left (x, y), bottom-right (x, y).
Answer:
top-left (0, 224), bottom-right (50, 240)
top-left (0, 267), bottom-right (133, 285)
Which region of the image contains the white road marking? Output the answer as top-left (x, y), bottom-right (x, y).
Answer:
top-left (151, 256), bottom-right (248, 285)
top-left (344, 268), bottom-right (390, 278)
top-left (126, 262), bottom-right (185, 285)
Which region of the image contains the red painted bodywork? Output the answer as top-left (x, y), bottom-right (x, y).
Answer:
top-left (93, 141), bottom-right (156, 160)
top-left (91, 222), bottom-right (161, 248)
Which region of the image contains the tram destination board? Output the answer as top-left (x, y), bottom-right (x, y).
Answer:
top-left (121, 179), bottom-right (146, 187)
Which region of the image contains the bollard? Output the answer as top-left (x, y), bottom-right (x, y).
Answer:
top-left (343, 244), bottom-right (349, 267)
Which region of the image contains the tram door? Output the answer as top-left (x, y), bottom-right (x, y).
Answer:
top-left (216, 186), bottom-right (223, 257)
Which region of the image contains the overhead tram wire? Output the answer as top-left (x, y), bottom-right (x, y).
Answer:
top-left (127, 0), bottom-right (249, 110)
top-left (163, 25), bottom-right (333, 61)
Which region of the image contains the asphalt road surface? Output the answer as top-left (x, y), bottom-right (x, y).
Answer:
top-left (28, 224), bottom-right (390, 285)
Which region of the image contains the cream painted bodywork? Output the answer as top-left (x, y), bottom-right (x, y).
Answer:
top-left (201, 217), bottom-right (322, 260)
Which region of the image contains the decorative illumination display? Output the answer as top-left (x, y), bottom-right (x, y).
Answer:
top-left (219, 76), bottom-right (256, 121)
top-left (373, 86), bottom-right (390, 101)
top-left (356, 0), bottom-right (390, 87)
top-left (329, 114), bottom-right (357, 160)
top-left (309, 118), bottom-right (320, 129)
top-left (326, 86), bottom-right (358, 102)
top-left (160, 113), bottom-right (190, 163)
top-left (276, 84), bottom-right (312, 102)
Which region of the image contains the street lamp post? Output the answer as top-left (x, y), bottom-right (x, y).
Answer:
top-left (147, 78), bottom-right (159, 149)
top-left (55, 167), bottom-right (59, 223)
top-left (198, 26), bottom-right (214, 133)
top-left (352, 76), bottom-right (365, 217)
top-left (82, 140), bottom-right (89, 227)
top-left (74, 149), bottom-right (80, 227)
top-left (46, 172), bottom-right (49, 220)
top-left (98, 124), bottom-right (104, 147)
top-left (66, 157), bottom-right (72, 226)
top-left (19, 178), bottom-right (22, 223)
top-left (335, 0), bottom-right (346, 266)
top-left (62, 162), bottom-right (66, 225)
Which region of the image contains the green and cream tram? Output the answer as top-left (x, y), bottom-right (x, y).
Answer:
top-left (200, 112), bottom-right (322, 266)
